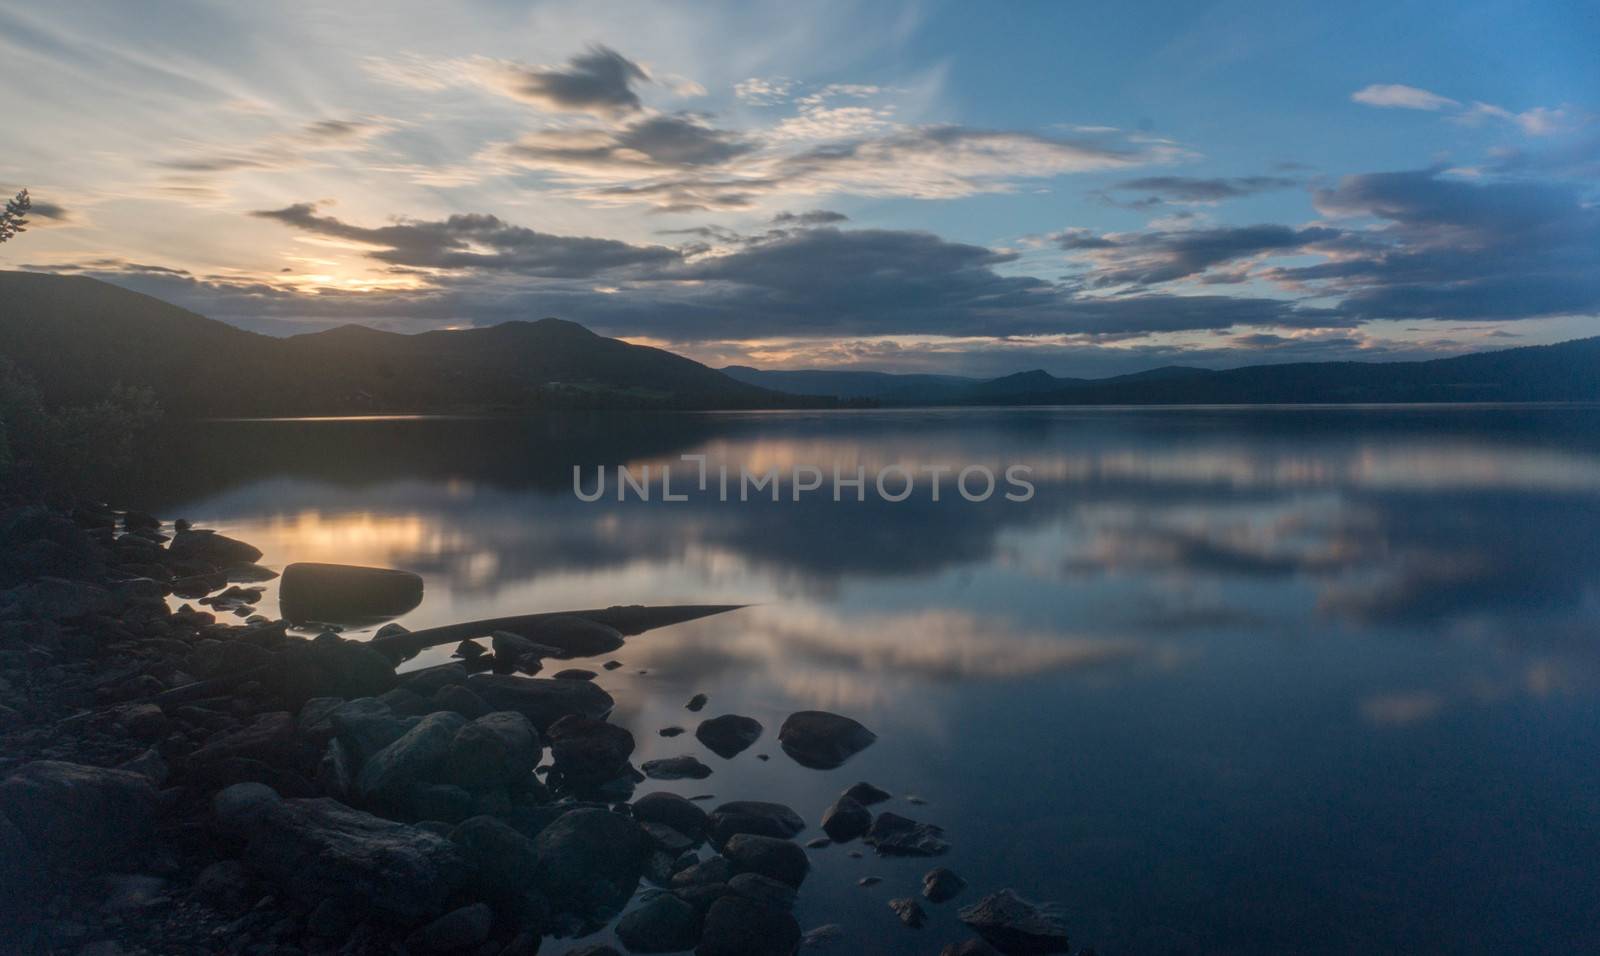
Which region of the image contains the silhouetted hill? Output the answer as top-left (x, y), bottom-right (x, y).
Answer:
top-left (720, 365), bottom-right (975, 399)
top-left (0, 272), bottom-right (808, 416)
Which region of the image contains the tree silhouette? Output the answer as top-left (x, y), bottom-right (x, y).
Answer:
top-left (0, 189), bottom-right (30, 243)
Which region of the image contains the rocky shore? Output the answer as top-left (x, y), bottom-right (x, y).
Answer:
top-left (0, 501), bottom-right (1086, 955)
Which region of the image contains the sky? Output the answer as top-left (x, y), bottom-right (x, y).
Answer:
top-left (2, 0), bottom-right (1598, 377)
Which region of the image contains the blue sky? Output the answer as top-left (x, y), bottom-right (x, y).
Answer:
top-left (2, 0), bottom-right (1597, 376)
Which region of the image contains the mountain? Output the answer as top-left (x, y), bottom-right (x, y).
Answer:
top-left (0, 271), bottom-right (810, 416)
top-left (720, 365), bottom-right (975, 400)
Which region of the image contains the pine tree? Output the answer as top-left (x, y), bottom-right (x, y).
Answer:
top-left (0, 189), bottom-right (30, 243)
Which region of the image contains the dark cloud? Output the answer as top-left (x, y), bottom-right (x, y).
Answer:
top-left (1101, 174), bottom-right (1300, 205)
top-left (250, 203), bottom-right (679, 277)
top-left (771, 210), bottom-right (849, 225)
top-left (496, 113), bottom-right (756, 173)
top-left (497, 45), bottom-right (649, 115)
top-left (1058, 223), bottom-right (1343, 287)
top-left (25, 199), bottom-right (71, 221)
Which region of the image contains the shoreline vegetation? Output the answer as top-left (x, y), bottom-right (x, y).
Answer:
top-left (3, 271), bottom-right (1600, 423)
top-left (0, 501), bottom-right (1080, 955)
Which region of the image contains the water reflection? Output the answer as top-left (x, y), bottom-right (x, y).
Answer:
top-left (126, 407), bottom-right (1600, 953)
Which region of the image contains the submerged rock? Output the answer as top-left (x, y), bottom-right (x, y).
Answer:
top-left (695, 714), bottom-right (763, 759)
top-left (722, 833), bottom-right (809, 888)
top-left (547, 715), bottom-right (635, 791)
top-left (641, 755), bottom-right (713, 780)
top-left (864, 812), bottom-right (950, 857)
top-left (686, 693), bottom-right (708, 712)
top-left (777, 711), bottom-right (877, 770)
top-left (279, 562), bottom-right (423, 624)
top-left (820, 795), bottom-right (871, 843)
top-left (923, 866), bottom-right (968, 903)
top-left (890, 897), bottom-right (927, 928)
top-left (168, 529), bottom-right (263, 566)
top-left (957, 889), bottom-right (1070, 954)
top-left (632, 791), bottom-right (709, 840)
top-left (841, 781), bottom-right (892, 806)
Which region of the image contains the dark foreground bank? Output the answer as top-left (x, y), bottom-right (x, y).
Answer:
top-left (0, 501), bottom-right (1083, 955)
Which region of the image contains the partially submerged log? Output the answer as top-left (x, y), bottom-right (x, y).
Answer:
top-left (371, 604), bottom-right (745, 662)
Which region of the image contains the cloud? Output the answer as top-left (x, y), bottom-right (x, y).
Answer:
top-left (366, 46), bottom-right (652, 116)
top-left (1351, 84), bottom-right (1460, 111)
top-left (1098, 175), bottom-right (1300, 206)
top-left (250, 202), bottom-right (679, 278)
top-left (154, 116), bottom-right (395, 176)
top-left (1057, 223), bottom-right (1343, 287)
top-left (771, 210), bottom-right (848, 225)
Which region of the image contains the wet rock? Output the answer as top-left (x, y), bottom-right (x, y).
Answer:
top-left (721, 833), bottom-right (809, 888)
top-left (401, 662), bottom-right (469, 697)
top-left (840, 782), bottom-right (891, 806)
top-left (445, 711), bottom-right (541, 791)
top-left (670, 856), bottom-right (734, 888)
top-left (778, 711), bottom-right (877, 770)
top-left (432, 683), bottom-right (490, 719)
top-left (685, 694), bottom-right (708, 712)
top-left (1, 576), bottom-right (113, 620)
top-left (0, 761), bottom-right (159, 869)
top-left (707, 800), bottom-right (804, 848)
top-left (616, 892), bottom-right (700, 953)
top-left (820, 795), bottom-right (871, 842)
top-left (800, 924), bottom-right (845, 949)
top-left (805, 837), bottom-right (831, 849)
top-left (864, 812), bottom-right (949, 857)
top-left (116, 702), bottom-right (168, 739)
top-left (728, 871), bottom-right (798, 911)
top-left (452, 639), bottom-right (486, 659)
top-left (658, 726), bottom-right (685, 737)
top-left (695, 715), bottom-right (762, 759)
top-left (240, 793), bottom-right (468, 920)
top-left (278, 562), bottom-right (423, 624)
top-left (330, 701), bottom-right (419, 766)
top-left (406, 902), bottom-right (493, 953)
top-left (168, 529), bottom-right (263, 566)
top-left (407, 782), bottom-right (474, 823)
top-left (890, 897), bottom-right (927, 928)
top-left (517, 615), bottom-right (626, 658)
top-left (491, 630), bottom-right (562, 667)
top-left (534, 807), bottom-right (646, 922)
top-left (213, 781), bottom-right (283, 835)
top-left (189, 711), bottom-right (297, 765)
top-left (282, 633), bottom-right (398, 704)
top-left (356, 711), bottom-right (469, 804)
top-left (449, 815), bottom-right (543, 909)
top-left (641, 755), bottom-right (712, 780)
top-left (957, 889), bottom-right (1070, 954)
top-left (466, 675), bottom-right (615, 732)
top-left (118, 748), bottom-right (169, 786)
top-left (696, 896), bottom-right (800, 956)
top-left (378, 686), bottom-right (433, 716)
top-left (603, 660), bottom-right (623, 670)
top-left (295, 697), bottom-right (348, 739)
top-left (553, 668), bottom-right (597, 680)
top-left (632, 791), bottom-right (709, 840)
top-left (225, 563), bottom-right (279, 583)
top-left (547, 715), bottom-right (634, 791)
top-left (923, 866), bottom-right (967, 903)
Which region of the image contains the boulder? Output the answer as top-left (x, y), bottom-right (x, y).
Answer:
top-left (405, 902), bottom-right (493, 953)
top-left (431, 683), bottom-right (490, 719)
top-left (923, 866), bottom-right (967, 903)
top-left (188, 711), bottom-right (297, 765)
top-left (615, 892), bottom-right (701, 953)
top-left (707, 801), bottom-right (804, 849)
top-left (547, 715), bottom-right (635, 791)
top-left (641, 755), bottom-right (713, 780)
top-left (356, 711), bottom-right (468, 804)
top-left (0, 761), bottom-right (159, 870)
top-left (534, 808), bottom-right (646, 922)
top-left (695, 714), bottom-right (763, 759)
top-left (466, 675), bottom-right (615, 732)
top-left (213, 781), bottom-right (284, 835)
top-left (0, 577), bottom-right (113, 620)
top-left (400, 662), bottom-right (468, 697)
top-left (777, 711), bottom-right (876, 770)
top-left (444, 711), bottom-right (541, 791)
top-left (721, 833), bottom-right (809, 888)
top-left (632, 791), bottom-right (709, 841)
top-left (241, 795), bottom-right (468, 920)
top-left (957, 889), bottom-right (1070, 954)
top-left (820, 795), bottom-right (871, 842)
top-left (450, 815), bottom-right (540, 898)
top-left (864, 812), bottom-right (949, 857)
top-left (168, 529), bottom-right (263, 566)
top-left (278, 562), bottom-right (423, 624)
top-left (840, 781), bottom-right (892, 806)
top-left (281, 634), bottom-right (398, 705)
top-left (329, 700), bottom-right (418, 766)
top-left (696, 896), bottom-right (800, 956)
top-left (727, 872), bottom-right (797, 911)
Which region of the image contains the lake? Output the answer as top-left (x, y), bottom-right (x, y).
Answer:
top-left (124, 406), bottom-right (1600, 954)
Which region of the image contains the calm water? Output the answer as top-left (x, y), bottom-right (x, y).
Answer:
top-left (128, 407), bottom-right (1600, 954)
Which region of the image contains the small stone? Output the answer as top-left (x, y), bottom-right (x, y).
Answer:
top-left (552, 669), bottom-right (596, 681)
top-left (841, 781), bottom-right (892, 806)
top-left (858, 876), bottom-right (881, 887)
top-left (777, 711), bottom-right (876, 770)
top-left (889, 897), bottom-right (927, 928)
top-left (957, 889), bottom-right (1070, 954)
top-left (685, 693), bottom-right (707, 712)
top-left (864, 812), bottom-right (949, 857)
top-left (603, 660), bottom-right (623, 670)
top-left (632, 791), bottom-right (709, 840)
top-left (658, 726), bottom-right (685, 737)
top-left (452, 639), bottom-right (486, 659)
top-left (801, 923), bottom-right (846, 949)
